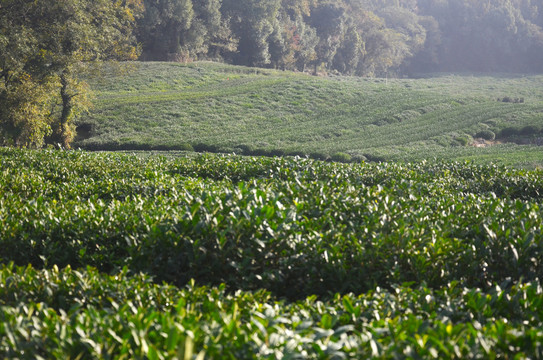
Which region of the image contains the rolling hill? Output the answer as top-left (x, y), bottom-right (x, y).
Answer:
top-left (76, 61), bottom-right (543, 167)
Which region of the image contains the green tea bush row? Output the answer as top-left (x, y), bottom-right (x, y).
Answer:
top-left (1, 149), bottom-right (542, 298)
top-left (1, 263), bottom-right (543, 359)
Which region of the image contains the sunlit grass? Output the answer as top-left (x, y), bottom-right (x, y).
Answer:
top-left (77, 62), bottom-right (543, 167)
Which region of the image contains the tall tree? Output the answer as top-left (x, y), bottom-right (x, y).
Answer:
top-left (281, 0), bottom-right (314, 18)
top-left (417, 0), bottom-right (543, 72)
top-left (268, 13), bottom-right (297, 70)
top-left (138, 0), bottom-right (194, 61)
top-left (191, 0), bottom-right (237, 60)
top-left (332, 24), bottom-right (363, 74)
top-left (377, 6), bottom-right (426, 73)
top-left (221, 0), bottom-right (280, 66)
top-left (309, 2), bottom-right (348, 72)
top-left (406, 15), bottom-right (442, 73)
top-left (0, 0), bottom-right (140, 148)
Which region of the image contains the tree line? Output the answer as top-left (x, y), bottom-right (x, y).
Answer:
top-left (137, 0), bottom-right (543, 75)
top-left (2, 0), bottom-right (543, 148)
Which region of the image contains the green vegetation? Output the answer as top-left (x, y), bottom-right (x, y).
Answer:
top-left (2, 264), bottom-right (543, 359)
top-left (135, 0), bottom-right (543, 75)
top-left (0, 0), bottom-right (139, 148)
top-left (76, 62), bottom-right (543, 167)
top-left (3, 3), bottom-right (543, 358)
top-left (1, 148), bottom-right (543, 358)
top-left (3, 1), bottom-right (543, 149)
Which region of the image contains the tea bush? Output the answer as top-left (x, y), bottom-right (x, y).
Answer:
top-left (520, 125), bottom-right (540, 136)
top-left (75, 63), bottom-right (543, 167)
top-left (475, 130), bottom-right (496, 141)
top-left (1, 148), bottom-right (543, 357)
top-left (1, 263), bottom-right (543, 359)
top-left (499, 127), bottom-right (519, 137)
top-left (330, 152), bottom-right (352, 162)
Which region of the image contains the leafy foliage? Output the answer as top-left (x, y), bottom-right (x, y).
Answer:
top-left (2, 263), bottom-right (543, 358)
top-left (0, 73), bottom-right (57, 147)
top-left (1, 149), bottom-right (542, 298)
top-left (0, 0), bottom-right (140, 148)
top-left (1, 148), bottom-right (543, 357)
top-left (475, 130), bottom-right (496, 141)
top-left (133, 0), bottom-right (543, 75)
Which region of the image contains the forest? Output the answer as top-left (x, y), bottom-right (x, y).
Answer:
top-left (136, 0), bottom-right (543, 75)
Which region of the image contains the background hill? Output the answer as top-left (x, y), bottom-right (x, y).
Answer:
top-left (76, 61), bottom-right (543, 167)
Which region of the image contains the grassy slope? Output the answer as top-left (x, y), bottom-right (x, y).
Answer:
top-left (77, 62), bottom-right (543, 167)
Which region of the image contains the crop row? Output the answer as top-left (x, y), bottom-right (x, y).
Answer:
top-left (2, 148), bottom-right (543, 358)
top-left (76, 62), bottom-right (543, 166)
top-left (1, 263), bottom-right (543, 359)
top-left (1, 149), bottom-right (542, 299)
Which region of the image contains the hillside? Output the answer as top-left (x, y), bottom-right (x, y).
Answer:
top-left (77, 62), bottom-right (543, 167)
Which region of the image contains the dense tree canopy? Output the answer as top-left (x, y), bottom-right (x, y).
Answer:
top-left (0, 0), bottom-right (140, 147)
top-left (136, 0), bottom-right (543, 75)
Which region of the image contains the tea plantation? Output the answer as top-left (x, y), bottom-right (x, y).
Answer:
top-left (75, 62), bottom-right (543, 168)
top-left (1, 148), bottom-right (543, 358)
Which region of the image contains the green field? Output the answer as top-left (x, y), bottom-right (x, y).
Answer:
top-left (1, 148), bottom-right (543, 358)
top-left (76, 62), bottom-right (543, 167)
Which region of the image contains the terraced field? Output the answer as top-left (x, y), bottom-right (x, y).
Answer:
top-left (77, 62), bottom-right (543, 167)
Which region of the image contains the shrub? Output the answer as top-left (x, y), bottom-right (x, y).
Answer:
top-left (193, 143), bottom-right (219, 153)
top-left (484, 119), bottom-right (499, 127)
top-left (351, 154), bottom-right (368, 163)
top-left (250, 148), bottom-right (270, 156)
top-left (235, 144), bottom-right (254, 155)
top-left (174, 142), bottom-right (194, 151)
top-left (498, 97), bottom-right (524, 103)
top-left (520, 125), bottom-right (540, 136)
top-left (331, 152), bottom-right (352, 162)
top-left (499, 127), bottom-right (519, 138)
top-left (475, 130), bottom-right (496, 141)
top-left (74, 123), bottom-right (94, 140)
top-left (454, 135), bottom-right (470, 146)
top-left (268, 148), bottom-right (286, 157)
top-left (363, 153), bottom-right (386, 163)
